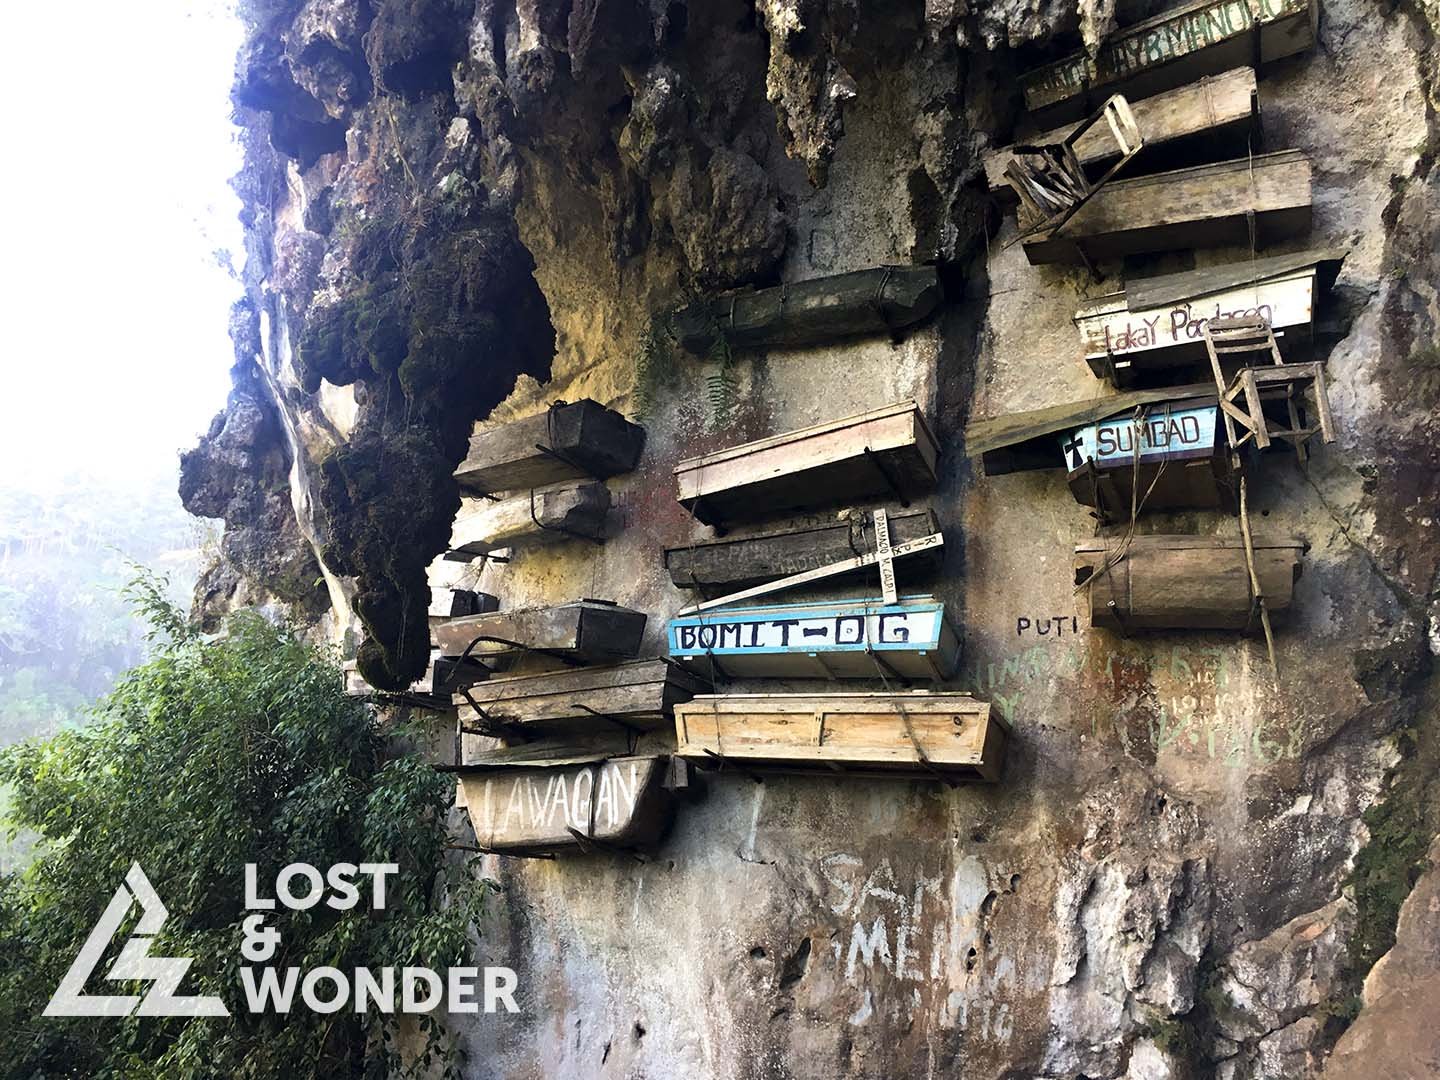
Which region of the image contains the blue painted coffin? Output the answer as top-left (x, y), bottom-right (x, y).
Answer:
top-left (666, 595), bottom-right (959, 680)
top-left (1059, 403), bottom-right (1218, 471)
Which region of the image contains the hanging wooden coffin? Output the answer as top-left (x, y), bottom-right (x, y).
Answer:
top-left (431, 601), bottom-right (647, 663)
top-left (445, 480), bottom-right (610, 560)
top-left (1061, 401), bottom-right (1237, 514)
top-left (1074, 534), bottom-right (1305, 631)
top-left (671, 266), bottom-right (941, 354)
top-left (674, 401), bottom-right (939, 528)
top-left (664, 509), bottom-right (942, 593)
top-left (345, 652), bottom-right (487, 703)
top-left (429, 588), bottom-right (499, 619)
top-left (985, 67), bottom-right (1258, 195)
top-left (454, 400), bottom-right (645, 495)
top-left (667, 596), bottom-right (960, 680)
top-left (674, 693), bottom-right (1006, 780)
top-left (454, 755), bottom-right (674, 854)
top-left (1075, 250), bottom-right (1344, 384)
top-left (1020, 150), bottom-right (1312, 265)
top-left (454, 659), bottom-right (706, 734)
top-left (1020, 0), bottom-right (1316, 123)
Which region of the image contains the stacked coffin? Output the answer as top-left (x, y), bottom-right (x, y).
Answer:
top-left (663, 401), bottom-right (1008, 783)
top-left (964, 0), bottom-right (1336, 654)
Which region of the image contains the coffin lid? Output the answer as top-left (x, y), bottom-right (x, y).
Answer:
top-left (965, 383), bottom-right (1218, 475)
top-left (674, 400), bottom-right (930, 474)
top-left (1074, 534), bottom-right (1307, 553)
top-left (1125, 247), bottom-right (1348, 311)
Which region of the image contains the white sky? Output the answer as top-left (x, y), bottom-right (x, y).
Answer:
top-left (0, 1), bottom-right (245, 493)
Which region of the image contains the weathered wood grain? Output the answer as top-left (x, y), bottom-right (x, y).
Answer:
top-left (432, 601), bottom-right (647, 663)
top-left (672, 266), bottom-right (941, 354)
top-left (454, 400), bottom-right (645, 494)
top-left (1021, 150), bottom-right (1312, 265)
top-left (1074, 534), bottom-right (1305, 630)
top-left (987, 68), bottom-right (1258, 194)
top-left (1021, 0), bottom-right (1315, 122)
top-left (453, 659), bottom-right (707, 732)
top-left (674, 693), bottom-right (1006, 781)
top-left (674, 401), bottom-right (939, 528)
top-left (455, 755), bottom-right (673, 853)
top-left (664, 509), bottom-right (941, 592)
top-left (445, 481), bottom-right (610, 559)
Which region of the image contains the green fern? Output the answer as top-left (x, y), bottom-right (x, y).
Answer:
top-left (704, 333), bottom-right (738, 432)
top-left (633, 313), bottom-right (675, 421)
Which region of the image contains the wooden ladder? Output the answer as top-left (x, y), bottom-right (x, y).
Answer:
top-left (1202, 314), bottom-right (1336, 463)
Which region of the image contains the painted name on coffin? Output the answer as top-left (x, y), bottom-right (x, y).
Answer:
top-left (1026, 0), bottom-right (1307, 104)
top-left (671, 609), bottom-right (939, 654)
top-left (471, 760), bottom-right (644, 838)
top-left (1061, 405), bottom-right (1217, 470)
top-left (1101, 300), bottom-right (1275, 354)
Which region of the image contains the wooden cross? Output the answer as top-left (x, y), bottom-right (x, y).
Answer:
top-left (676, 528), bottom-right (945, 615)
top-left (873, 508), bottom-right (898, 604)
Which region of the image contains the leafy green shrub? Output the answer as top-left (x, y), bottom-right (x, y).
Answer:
top-left (0, 575), bottom-right (488, 1079)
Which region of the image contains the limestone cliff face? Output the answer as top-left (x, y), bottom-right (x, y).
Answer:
top-left (188, 0), bottom-right (1440, 1075)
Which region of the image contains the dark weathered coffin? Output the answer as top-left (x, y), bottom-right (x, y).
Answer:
top-left (1020, 0), bottom-right (1316, 123)
top-left (675, 401), bottom-right (939, 528)
top-left (664, 509), bottom-right (942, 593)
top-left (429, 588), bottom-right (499, 618)
top-left (1074, 249), bottom-right (1345, 385)
top-left (986, 68), bottom-right (1258, 194)
top-left (672, 266), bottom-right (941, 354)
top-left (445, 481), bottom-right (610, 560)
top-left (1074, 534), bottom-right (1305, 631)
top-left (674, 693), bottom-right (1006, 781)
top-left (453, 659), bottom-right (706, 733)
top-left (345, 652), bottom-right (487, 703)
top-left (1021, 150), bottom-right (1312, 265)
top-left (667, 595), bottom-right (960, 680)
top-left (455, 755), bottom-right (673, 853)
top-left (431, 601), bottom-right (647, 663)
top-left (454, 400), bottom-right (645, 494)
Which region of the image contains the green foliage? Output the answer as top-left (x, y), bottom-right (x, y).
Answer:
top-left (0, 577), bottom-right (488, 1079)
top-left (632, 313), bottom-right (677, 422)
top-left (704, 333), bottom-right (738, 433)
top-left (1345, 775), bottom-right (1430, 974)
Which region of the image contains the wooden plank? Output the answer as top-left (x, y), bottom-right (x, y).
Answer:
top-left (431, 601), bottom-right (647, 663)
top-left (1124, 246), bottom-right (1346, 310)
top-left (455, 756), bottom-right (673, 853)
top-left (1074, 534), bottom-right (1304, 630)
top-left (986, 68), bottom-right (1258, 194)
top-left (1021, 150), bottom-right (1311, 265)
top-left (1076, 265), bottom-right (1318, 383)
top-left (454, 399), bottom-right (645, 494)
top-left (674, 401), bottom-right (939, 527)
top-left (445, 480), bottom-right (610, 560)
top-left (667, 596), bottom-right (960, 680)
top-left (454, 659), bottom-right (706, 732)
top-left (665, 509), bottom-right (942, 592)
top-left (674, 693), bottom-right (1006, 781)
top-left (428, 588), bottom-right (498, 618)
top-left (965, 382), bottom-right (1217, 474)
top-left (672, 266), bottom-right (941, 354)
top-left (1020, 0), bottom-right (1316, 123)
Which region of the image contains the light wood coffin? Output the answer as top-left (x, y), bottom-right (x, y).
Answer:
top-left (1020, 0), bottom-right (1316, 122)
top-left (1020, 150), bottom-right (1312, 265)
top-left (674, 401), bottom-right (939, 528)
top-left (986, 67), bottom-right (1258, 194)
top-left (672, 266), bottom-right (941, 354)
top-left (456, 755), bottom-right (673, 853)
top-left (664, 509), bottom-right (942, 593)
top-left (454, 399), bottom-right (645, 494)
top-left (432, 601), bottom-right (647, 663)
top-left (675, 693), bottom-right (1007, 781)
top-left (667, 596), bottom-right (960, 680)
top-left (1074, 534), bottom-right (1305, 631)
top-left (454, 659), bottom-right (706, 734)
top-left (1075, 249), bottom-right (1345, 384)
top-left (445, 480), bottom-right (610, 560)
